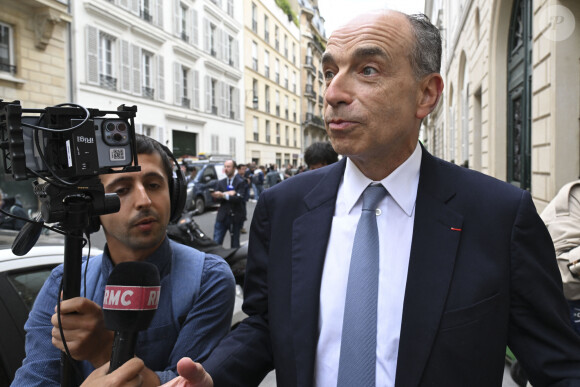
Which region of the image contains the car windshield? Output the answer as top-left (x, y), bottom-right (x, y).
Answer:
top-left (6, 266), bottom-right (57, 310)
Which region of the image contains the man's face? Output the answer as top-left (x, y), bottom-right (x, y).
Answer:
top-left (99, 152), bottom-right (171, 263)
top-left (238, 165), bottom-right (247, 176)
top-left (223, 160), bottom-right (236, 178)
top-left (322, 11), bottom-right (424, 173)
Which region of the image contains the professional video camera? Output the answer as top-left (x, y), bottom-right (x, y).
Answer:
top-left (0, 100), bottom-right (139, 225)
top-left (0, 100), bottom-right (139, 181)
top-left (0, 100), bottom-right (141, 385)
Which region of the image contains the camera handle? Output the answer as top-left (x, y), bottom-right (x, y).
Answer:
top-left (60, 198), bottom-right (87, 387)
top-left (33, 179), bottom-right (120, 387)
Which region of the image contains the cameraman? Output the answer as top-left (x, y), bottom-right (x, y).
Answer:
top-left (13, 135), bottom-right (235, 386)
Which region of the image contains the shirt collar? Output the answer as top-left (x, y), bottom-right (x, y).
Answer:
top-left (101, 236), bottom-right (173, 279)
top-left (343, 143), bottom-right (422, 217)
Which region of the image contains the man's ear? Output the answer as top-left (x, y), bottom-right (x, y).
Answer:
top-left (416, 73), bottom-right (444, 119)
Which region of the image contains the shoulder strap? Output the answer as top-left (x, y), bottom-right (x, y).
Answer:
top-left (170, 241), bottom-right (206, 326)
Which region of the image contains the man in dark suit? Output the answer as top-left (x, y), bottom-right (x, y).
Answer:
top-left (104, 10), bottom-right (580, 387)
top-left (211, 159), bottom-right (247, 249)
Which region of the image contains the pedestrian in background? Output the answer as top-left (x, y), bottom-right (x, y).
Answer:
top-left (304, 141), bottom-right (339, 170)
top-left (252, 165), bottom-right (265, 200)
top-left (211, 160), bottom-right (247, 248)
top-left (265, 164), bottom-right (281, 188)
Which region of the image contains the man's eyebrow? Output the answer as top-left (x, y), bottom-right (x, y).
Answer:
top-left (104, 171), bottom-right (165, 189)
top-left (352, 46), bottom-right (391, 62)
top-left (321, 52), bottom-right (334, 67)
top-left (321, 46), bottom-right (391, 67)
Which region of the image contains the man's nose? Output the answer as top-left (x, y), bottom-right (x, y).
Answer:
top-left (134, 185), bottom-right (152, 209)
top-left (324, 73), bottom-right (353, 107)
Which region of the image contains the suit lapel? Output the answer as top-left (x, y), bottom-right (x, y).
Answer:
top-left (291, 159), bottom-right (346, 385)
top-left (395, 150), bottom-right (464, 387)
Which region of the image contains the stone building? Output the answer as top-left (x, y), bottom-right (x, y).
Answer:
top-left (424, 0), bottom-right (580, 210)
top-left (294, 0), bottom-right (327, 149)
top-left (244, 0), bottom-right (302, 167)
top-left (0, 0), bottom-right (71, 208)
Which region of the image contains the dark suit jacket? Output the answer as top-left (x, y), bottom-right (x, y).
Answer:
top-left (215, 174), bottom-right (246, 224)
top-left (204, 148), bottom-right (580, 386)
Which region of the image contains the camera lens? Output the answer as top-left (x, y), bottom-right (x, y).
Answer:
top-left (118, 123), bottom-right (127, 131)
top-left (113, 133), bottom-right (124, 142)
top-left (106, 122), bottom-right (115, 132)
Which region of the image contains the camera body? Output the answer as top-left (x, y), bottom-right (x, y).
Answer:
top-left (1, 100), bottom-right (139, 181)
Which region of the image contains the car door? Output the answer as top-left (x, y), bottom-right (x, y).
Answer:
top-left (0, 264), bottom-right (59, 385)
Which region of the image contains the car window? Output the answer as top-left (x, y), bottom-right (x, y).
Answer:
top-left (203, 167), bottom-right (217, 180)
top-left (6, 266), bottom-right (56, 310)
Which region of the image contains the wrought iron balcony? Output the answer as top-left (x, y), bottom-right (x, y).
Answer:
top-left (99, 74), bottom-right (117, 90)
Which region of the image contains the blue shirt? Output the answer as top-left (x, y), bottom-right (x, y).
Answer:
top-left (12, 237), bottom-right (235, 385)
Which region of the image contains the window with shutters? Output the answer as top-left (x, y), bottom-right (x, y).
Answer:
top-left (182, 66), bottom-right (190, 107)
top-left (252, 78), bottom-right (258, 109)
top-left (229, 137), bottom-right (236, 159)
top-left (265, 120), bottom-right (271, 143)
top-left (264, 15), bottom-right (269, 42)
top-left (211, 78), bottom-right (218, 115)
top-left (264, 50), bottom-right (270, 78)
top-left (275, 25), bottom-right (279, 51)
top-left (285, 126), bottom-right (289, 146)
top-left (142, 51), bottom-right (154, 99)
top-left (251, 3), bottom-right (257, 32)
top-left (140, 0), bottom-right (152, 22)
top-left (254, 117), bottom-right (259, 141)
top-left (293, 127), bottom-right (297, 147)
top-left (265, 85), bottom-right (270, 113)
top-left (175, 63), bottom-right (190, 108)
top-left (99, 33), bottom-right (117, 90)
top-left (275, 58), bottom-right (279, 83)
top-left (252, 41), bottom-right (258, 71)
top-left (210, 23), bottom-right (217, 57)
top-left (0, 22), bottom-right (15, 74)
top-left (275, 91), bottom-right (280, 116)
top-left (276, 123), bottom-right (280, 145)
top-left (227, 0), bottom-right (234, 17)
top-left (211, 134), bottom-right (219, 154)
top-left (179, 2), bottom-right (189, 42)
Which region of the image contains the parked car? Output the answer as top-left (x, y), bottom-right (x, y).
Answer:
top-left (185, 162), bottom-right (226, 214)
top-left (0, 228), bottom-right (245, 385)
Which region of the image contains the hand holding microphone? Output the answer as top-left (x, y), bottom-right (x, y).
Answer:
top-left (103, 261), bottom-right (160, 373)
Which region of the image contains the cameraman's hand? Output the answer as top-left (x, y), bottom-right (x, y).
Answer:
top-left (161, 358), bottom-right (213, 387)
top-left (51, 297), bottom-right (114, 368)
top-left (81, 358), bottom-right (144, 387)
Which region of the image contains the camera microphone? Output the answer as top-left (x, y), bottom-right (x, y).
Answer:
top-left (102, 261), bottom-right (160, 373)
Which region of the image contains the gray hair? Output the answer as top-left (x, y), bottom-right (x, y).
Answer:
top-left (405, 13), bottom-right (442, 80)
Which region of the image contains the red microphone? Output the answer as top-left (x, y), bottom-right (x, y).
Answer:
top-left (103, 261), bottom-right (160, 373)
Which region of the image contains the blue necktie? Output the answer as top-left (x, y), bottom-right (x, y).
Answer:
top-left (337, 184), bottom-right (387, 387)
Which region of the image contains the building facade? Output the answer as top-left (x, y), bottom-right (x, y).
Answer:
top-left (295, 0), bottom-right (327, 150)
top-left (0, 0), bottom-right (71, 208)
top-left (424, 0), bottom-right (580, 210)
top-left (73, 0), bottom-right (245, 160)
top-left (244, 0), bottom-right (302, 167)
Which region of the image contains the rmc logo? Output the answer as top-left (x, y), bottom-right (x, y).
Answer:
top-left (103, 285), bottom-right (161, 311)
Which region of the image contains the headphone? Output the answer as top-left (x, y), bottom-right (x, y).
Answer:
top-left (159, 143), bottom-right (187, 223)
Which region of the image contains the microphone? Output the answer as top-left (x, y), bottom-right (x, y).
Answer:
top-left (102, 261), bottom-right (160, 373)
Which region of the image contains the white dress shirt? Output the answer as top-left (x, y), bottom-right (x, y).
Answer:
top-left (314, 143), bottom-right (421, 386)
